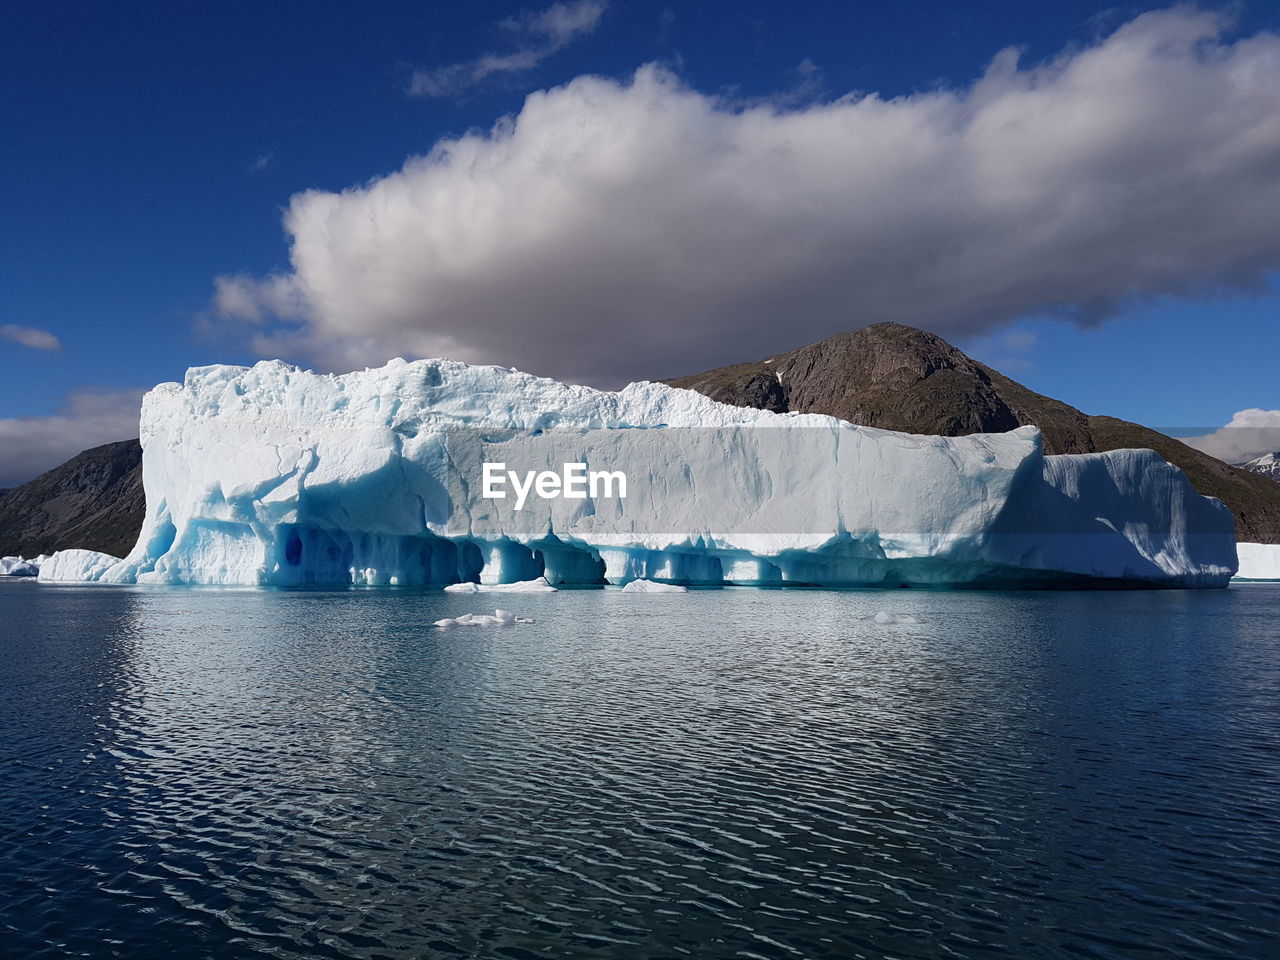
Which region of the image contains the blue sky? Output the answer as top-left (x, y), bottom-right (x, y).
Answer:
top-left (2, 1), bottom-right (1279, 483)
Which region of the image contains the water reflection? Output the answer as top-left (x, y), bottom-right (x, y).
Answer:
top-left (1, 584), bottom-right (1278, 958)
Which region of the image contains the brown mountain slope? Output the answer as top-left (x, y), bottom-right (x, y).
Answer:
top-left (0, 439), bottom-right (144, 558)
top-left (665, 322), bottom-right (1280, 543)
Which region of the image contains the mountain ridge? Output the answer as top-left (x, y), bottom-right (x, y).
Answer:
top-left (0, 439), bottom-right (143, 558)
top-left (1239, 452), bottom-right (1280, 482)
top-left (664, 323), bottom-right (1280, 543)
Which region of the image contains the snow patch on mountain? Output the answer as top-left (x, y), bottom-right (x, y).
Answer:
top-left (1238, 452), bottom-right (1280, 482)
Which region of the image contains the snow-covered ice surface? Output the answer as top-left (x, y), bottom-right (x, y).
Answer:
top-left (73, 357), bottom-right (1236, 588)
top-left (621, 579), bottom-right (689, 593)
top-left (1235, 543), bottom-right (1280, 580)
top-left (0, 556), bottom-right (39, 577)
top-left (443, 577), bottom-right (557, 593)
top-left (434, 609), bottom-right (534, 627)
top-left (1, 556), bottom-right (37, 577)
top-left (38, 549), bottom-right (122, 583)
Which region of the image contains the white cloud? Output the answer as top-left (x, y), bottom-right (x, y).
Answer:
top-left (219, 8), bottom-right (1280, 386)
top-left (1185, 408), bottom-right (1280, 465)
top-left (213, 273), bottom-right (307, 323)
top-left (0, 388), bottom-right (145, 487)
top-left (409, 1), bottom-right (606, 98)
top-left (1, 324), bottom-right (62, 351)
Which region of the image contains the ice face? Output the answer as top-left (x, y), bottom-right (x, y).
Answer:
top-left (1235, 543), bottom-right (1280, 580)
top-left (66, 357), bottom-right (1236, 589)
top-left (0, 556), bottom-right (39, 577)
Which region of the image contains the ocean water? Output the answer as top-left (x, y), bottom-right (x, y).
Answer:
top-left (2, 582), bottom-right (1278, 959)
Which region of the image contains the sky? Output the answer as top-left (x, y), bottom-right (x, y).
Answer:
top-left (3, 0), bottom-right (1280, 486)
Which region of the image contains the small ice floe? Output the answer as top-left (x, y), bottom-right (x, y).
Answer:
top-left (443, 577), bottom-right (557, 593)
top-left (434, 608), bottom-right (534, 628)
top-left (620, 579), bottom-right (689, 593)
top-left (37, 549), bottom-right (122, 583)
top-left (0, 556), bottom-right (40, 577)
top-left (872, 611), bottom-right (922, 625)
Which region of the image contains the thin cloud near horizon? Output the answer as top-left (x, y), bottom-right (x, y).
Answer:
top-left (1185, 409), bottom-right (1280, 466)
top-left (0, 388), bottom-right (144, 488)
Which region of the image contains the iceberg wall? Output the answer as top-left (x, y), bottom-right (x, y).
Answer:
top-left (83, 358), bottom-right (1235, 588)
top-left (1235, 543), bottom-right (1280, 580)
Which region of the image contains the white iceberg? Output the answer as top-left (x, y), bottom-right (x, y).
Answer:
top-left (62, 357), bottom-right (1235, 588)
top-left (1235, 543), bottom-right (1280, 580)
top-left (443, 577), bottom-right (557, 593)
top-left (434, 608), bottom-right (534, 627)
top-left (37, 549), bottom-right (122, 583)
top-left (620, 579), bottom-right (689, 593)
top-left (0, 556), bottom-right (39, 577)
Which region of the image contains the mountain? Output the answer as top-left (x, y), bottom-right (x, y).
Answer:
top-left (1239, 452), bottom-right (1280, 482)
top-left (664, 322), bottom-right (1280, 544)
top-left (0, 439), bottom-right (143, 558)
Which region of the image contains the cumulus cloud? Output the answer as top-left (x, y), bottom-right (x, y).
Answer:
top-left (1, 324), bottom-right (63, 351)
top-left (218, 8), bottom-right (1280, 385)
top-left (1185, 409), bottom-right (1280, 465)
top-left (409, 1), bottom-right (606, 98)
top-left (0, 388), bottom-right (144, 488)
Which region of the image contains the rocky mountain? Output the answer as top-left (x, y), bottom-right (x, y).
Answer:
top-left (0, 439), bottom-right (143, 558)
top-left (1239, 452), bottom-right (1280, 482)
top-left (665, 322), bottom-right (1280, 544)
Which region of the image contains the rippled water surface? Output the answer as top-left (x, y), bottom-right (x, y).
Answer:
top-left (3, 583), bottom-right (1279, 959)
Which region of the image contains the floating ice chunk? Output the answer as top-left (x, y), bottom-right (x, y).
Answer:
top-left (0, 556), bottom-right (39, 577)
top-left (872, 611), bottom-right (922, 624)
top-left (620, 579), bottom-right (689, 593)
top-left (443, 577), bottom-right (557, 593)
top-left (434, 608), bottom-right (535, 627)
top-left (37, 549), bottom-right (121, 583)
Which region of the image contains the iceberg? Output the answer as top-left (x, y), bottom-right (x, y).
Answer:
top-left (621, 579), bottom-right (689, 593)
top-left (1235, 543), bottom-right (1280, 580)
top-left (38, 549), bottom-right (122, 583)
top-left (443, 577), bottom-right (557, 593)
top-left (72, 357), bottom-right (1234, 589)
top-left (0, 556), bottom-right (39, 577)
top-left (434, 609), bottom-right (534, 627)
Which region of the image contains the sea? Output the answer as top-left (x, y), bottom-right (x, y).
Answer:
top-left (2, 582), bottom-right (1278, 959)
